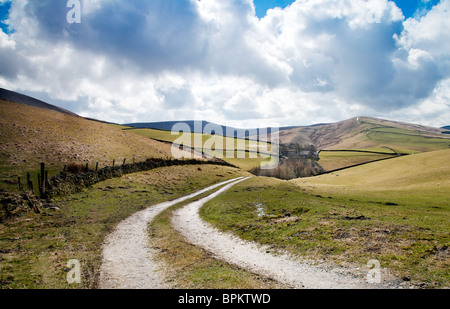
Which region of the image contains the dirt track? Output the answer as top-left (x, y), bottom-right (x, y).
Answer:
top-left (100, 177), bottom-right (401, 289)
top-left (99, 178), bottom-right (242, 289)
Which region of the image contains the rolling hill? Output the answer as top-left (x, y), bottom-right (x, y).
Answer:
top-left (279, 116), bottom-right (450, 172)
top-left (0, 88), bottom-right (78, 117)
top-left (125, 120), bottom-right (280, 139)
top-left (1, 88), bottom-right (449, 176)
top-left (279, 116), bottom-right (449, 152)
top-left (298, 149), bottom-right (450, 192)
top-left (126, 116), bottom-right (450, 172)
top-left (0, 99), bottom-right (174, 192)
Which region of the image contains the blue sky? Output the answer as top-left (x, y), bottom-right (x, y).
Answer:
top-left (254, 0), bottom-right (297, 18)
top-left (0, 1), bottom-right (10, 34)
top-left (253, 0), bottom-right (441, 19)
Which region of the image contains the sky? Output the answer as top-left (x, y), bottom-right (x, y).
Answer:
top-left (0, 0), bottom-right (449, 128)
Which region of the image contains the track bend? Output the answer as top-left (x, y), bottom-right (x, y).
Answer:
top-left (99, 177), bottom-right (244, 289)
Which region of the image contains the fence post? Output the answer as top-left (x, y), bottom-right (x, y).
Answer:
top-left (26, 172), bottom-right (31, 192)
top-left (40, 162), bottom-right (46, 198)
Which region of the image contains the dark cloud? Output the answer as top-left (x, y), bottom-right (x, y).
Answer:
top-left (15, 0), bottom-right (208, 72)
top-left (161, 86), bottom-right (196, 109)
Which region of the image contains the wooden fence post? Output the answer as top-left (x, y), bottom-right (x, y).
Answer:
top-left (40, 162), bottom-right (46, 198)
top-left (26, 172), bottom-right (31, 191)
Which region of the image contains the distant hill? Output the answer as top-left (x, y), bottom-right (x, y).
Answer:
top-left (279, 116), bottom-right (450, 153)
top-left (125, 120), bottom-right (284, 139)
top-left (0, 88), bottom-right (78, 116)
top-left (442, 126), bottom-right (450, 134)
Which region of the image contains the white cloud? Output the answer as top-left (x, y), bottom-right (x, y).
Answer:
top-left (0, 0), bottom-right (449, 128)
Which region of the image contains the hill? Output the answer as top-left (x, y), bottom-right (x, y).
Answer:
top-left (125, 120), bottom-right (280, 139)
top-left (124, 117), bottom-right (450, 172)
top-left (279, 116), bottom-right (450, 172)
top-left (0, 88), bottom-right (78, 117)
top-left (0, 99), bottom-right (173, 192)
top-left (297, 149), bottom-right (450, 193)
top-left (280, 116), bottom-right (449, 152)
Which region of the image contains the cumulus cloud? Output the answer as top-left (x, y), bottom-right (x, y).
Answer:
top-left (0, 0), bottom-right (449, 127)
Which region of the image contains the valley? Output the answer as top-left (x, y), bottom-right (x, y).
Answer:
top-left (0, 89), bottom-right (449, 289)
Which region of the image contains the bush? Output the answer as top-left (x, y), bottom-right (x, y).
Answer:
top-left (250, 157), bottom-right (324, 180)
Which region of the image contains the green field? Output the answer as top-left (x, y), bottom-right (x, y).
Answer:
top-left (318, 150), bottom-right (396, 172)
top-left (301, 149), bottom-right (450, 193)
top-left (124, 127), bottom-right (275, 170)
top-left (366, 127), bottom-right (450, 153)
top-left (200, 150), bottom-right (450, 288)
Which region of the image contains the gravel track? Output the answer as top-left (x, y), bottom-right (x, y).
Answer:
top-left (99, 177), bottom-right (244, 289)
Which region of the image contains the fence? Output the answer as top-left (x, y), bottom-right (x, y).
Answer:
top-left (18, 158), bottom-right (236, 198)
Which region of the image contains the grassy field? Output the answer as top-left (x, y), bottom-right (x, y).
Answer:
top-left (0, 100), bottom-right (173, 193)
top-left (301, 149), bottom-right (450, 192)
top-left (366, 127), bottom-right (450, 153)
top-left (0, 164), bottom-right (248, 289)
top-left (125, 127), bottom-right (274, 170)
top-left (200, 150), bottom-right (450, 288)
top-left (318, 150), bottom-right (396, 172)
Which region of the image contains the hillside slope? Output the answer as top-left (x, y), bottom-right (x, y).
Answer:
top-left (0, 88), bottom-right (78, 116)
top-left (280, 117), bottom-right (450, 153)
top-left (0, 100), bottom-right (173, 187)
top-left (297, 149), bottom-right (450, 192)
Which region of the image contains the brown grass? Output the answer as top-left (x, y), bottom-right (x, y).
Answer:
top-left (0, 100), bottom-right (173, 189)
